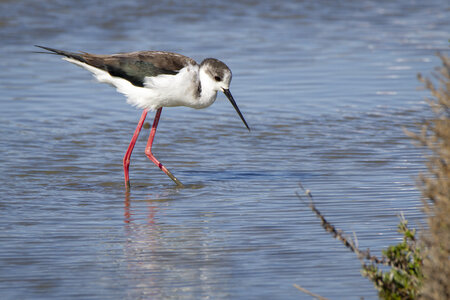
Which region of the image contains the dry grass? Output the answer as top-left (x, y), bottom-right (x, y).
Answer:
top-left (408, 54), bottom-right (450, 300)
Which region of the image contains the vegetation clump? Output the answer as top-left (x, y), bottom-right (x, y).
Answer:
top-left (412, 54), bottom-right (450, 300)
top-left (296, 54), bottom-right (450, 299)
top-left (298, 188), bottom-right (423, 300)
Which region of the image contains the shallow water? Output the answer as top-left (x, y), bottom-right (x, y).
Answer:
top-left (1, 0), bottom-right (448, 299)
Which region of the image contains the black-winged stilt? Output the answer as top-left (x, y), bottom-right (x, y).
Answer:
top-left (35, 45), bottom-right (250, 189)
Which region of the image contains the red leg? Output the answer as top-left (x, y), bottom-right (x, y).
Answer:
top-left (123, 109), bottom-right (148, 189)
top-left (145, 108), bottom-right (183, 186)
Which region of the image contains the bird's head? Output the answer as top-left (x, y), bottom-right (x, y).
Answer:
top-left (200, 58), bottom-right (232, 91)
top-left (200, 58), bottom-right (250, 131)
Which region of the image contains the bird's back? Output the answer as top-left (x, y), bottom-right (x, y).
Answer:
top-left (36, 46), bottom-right (198, 87)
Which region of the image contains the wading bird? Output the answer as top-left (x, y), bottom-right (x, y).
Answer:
top-left (36, 45), bottom-right (250, 188)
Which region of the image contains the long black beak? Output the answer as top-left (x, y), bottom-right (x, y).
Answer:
top-left (223, 89), bottom-right (250, 131)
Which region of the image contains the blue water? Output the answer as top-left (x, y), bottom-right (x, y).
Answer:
top-left (1, 0), bottom-right (448, 299)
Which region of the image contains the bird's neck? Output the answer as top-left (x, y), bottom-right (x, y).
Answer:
top-left (196, 68), bottom-right (219, 108)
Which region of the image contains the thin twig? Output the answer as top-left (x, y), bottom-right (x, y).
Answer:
top-left (293, 284), bottom-right (330, 300)
top-left (297, 184), bottom-right (386, 265)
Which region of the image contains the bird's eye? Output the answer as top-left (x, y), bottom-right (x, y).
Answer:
top-left (214, 76), bottom-right (221, 82)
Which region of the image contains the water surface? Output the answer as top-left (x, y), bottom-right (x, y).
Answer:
top-left (1, 1), bottom-right (448, 299)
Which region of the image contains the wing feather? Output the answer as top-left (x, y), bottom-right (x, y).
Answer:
top-left (35, 46), bottom-right (198, 87)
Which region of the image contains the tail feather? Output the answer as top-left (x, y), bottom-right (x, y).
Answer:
top-left (34, 45), bottom-right (86, 63)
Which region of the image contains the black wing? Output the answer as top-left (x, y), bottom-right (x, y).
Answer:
top-left (35, 45), bottom-right (197, 87)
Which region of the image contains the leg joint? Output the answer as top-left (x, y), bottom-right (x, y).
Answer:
top-left (144, 148), bottom-right (153, 157)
